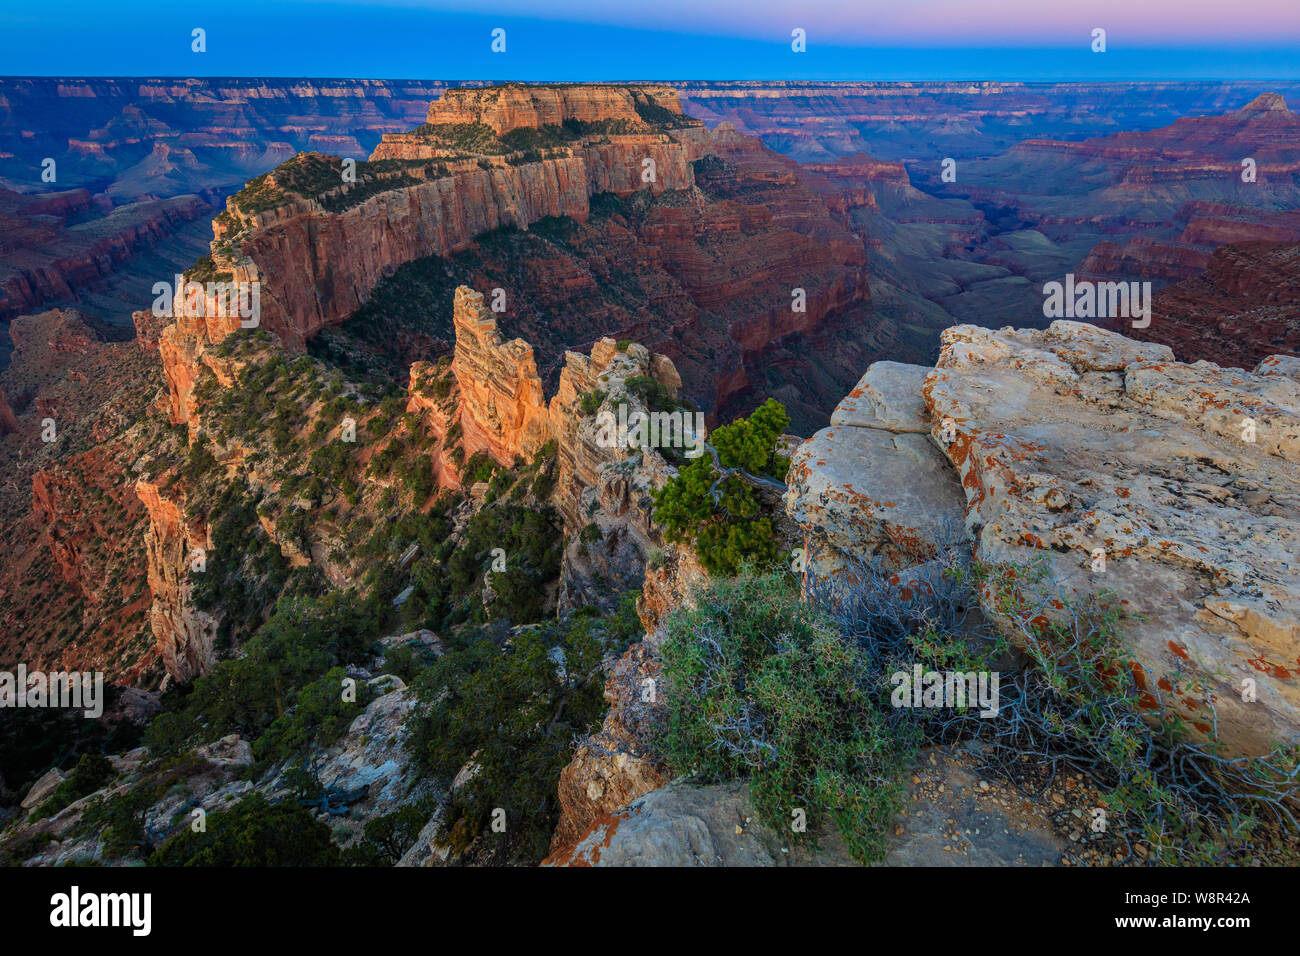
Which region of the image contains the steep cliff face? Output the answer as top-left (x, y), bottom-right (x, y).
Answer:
top-left (1112, 240), bottom-right (1300, 368)
top-left (0, 308), bottom-right (162, 685)
top-left (406, 286), bottom-right (685, 545)
top-left (450, 286), bottom-right (552, 466)
top-left (237, 157), bottom-right (600, 349)
top-left (156, 294), bottom-right (247, 426)
top-left (786, 321), bottom-right (1300, 759)
top-left (414, 83), bottom-right (688, 135)
top-left (550, 342), bottom-right (687, 608)
top-left (227, 85), bottom-right (703, 350)
top-left (134, 478), bottom-right (218, 683)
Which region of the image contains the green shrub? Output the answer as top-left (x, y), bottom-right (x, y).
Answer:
top-left (660, 572), bottom-right (915, 863)
top-left (344, 801), bottom-right (436, 866)
top-left (148, 792), bottom-right (340, 866)
top-left (31, 752), bottom-right (116, 820)
top-left (652, 398), bottom-right (790, 576)
top-left (407, 594), bottom-right (641, 863)
top-left (252, 667), bottom-right (375, 766)
top-left (143, 590), bottom-right (380, 757)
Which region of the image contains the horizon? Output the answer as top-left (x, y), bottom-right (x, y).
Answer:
top-left (2, 1), bottom-right (1298, 81)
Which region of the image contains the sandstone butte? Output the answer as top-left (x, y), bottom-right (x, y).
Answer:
top-left (406, 284), bottom-right (684, 522)
top-left (150, 84), bottom-right (706, 425)
top-left (785, 320), bottom-right (1300, 759)
top-left (221, 86), bottom-right (702, 351)
top-left (150, 83), bottom-right (878, 438)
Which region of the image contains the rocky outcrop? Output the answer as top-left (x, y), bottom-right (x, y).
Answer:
top-left (637, 544), bottom-right (709, 635)
top-left (787, 320), bottom-right (1300, 758)
top-left (786, 360), bottom-right (966, 578)
top-left (450, 287), bottom-right (552, 466)
top-left (548, 636), bottom-right (668, 856)
top-left (407, 286), bottom-right (685, 533)
top-left (547, 743), bottom-right (1072, 867)
top-left (134, 478), bottom-right (217, 683)
top-left (156, 287), bottom-right (248, 426)
top-left (549, 338), bottom-right (688, 598)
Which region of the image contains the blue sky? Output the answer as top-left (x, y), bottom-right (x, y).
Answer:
top-left (1, 1), bottom-right (1298, 79)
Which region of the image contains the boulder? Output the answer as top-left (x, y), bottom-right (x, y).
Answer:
top-left (20, 768), bottom-right (65, 811)
top-left (787, 320), bottom-right (1300, 758)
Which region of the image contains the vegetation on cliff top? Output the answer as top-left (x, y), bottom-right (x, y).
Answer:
top-left (406, 592), bottom-right (642, 864)
top-left (653, 397), bottom-right (791, 576)
top-left (659, 555), bottom-right (1300, 865)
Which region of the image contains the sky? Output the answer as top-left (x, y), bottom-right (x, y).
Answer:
top-left (1, 0), bottom-right (1298, 80)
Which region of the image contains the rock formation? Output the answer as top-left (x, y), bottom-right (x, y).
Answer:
top-left (408, 286), bottom-right (684, 510)
top-left (449, 286), bottom-right (552, 465)
top-left (548, 636), bottom-right (669, 855)
top-left (787, 320), bottom-right (1300, 758)
top-left (134, 478), bottom-right (218, 683)
top-left (547, 744), bottom-right (1072, 867)
top-left (157, 83), bottom-right (875, 438)
top-left (407, 83), bottom-right (689, 136)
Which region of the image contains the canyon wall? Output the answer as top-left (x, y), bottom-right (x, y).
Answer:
top-left (237, 157), bottom-right (599, 349)
top-left (1121, 240), bottom-right (1300, 368)
top-left (0, 190), bottom-right (211, 322)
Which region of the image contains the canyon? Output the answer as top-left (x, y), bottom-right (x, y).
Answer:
top-left (158, 83), bottom-right (876, 434)
top-left (2, 79), bottom-right (1298, 867)
top-left (0, 78), bottom-right (449, 342)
